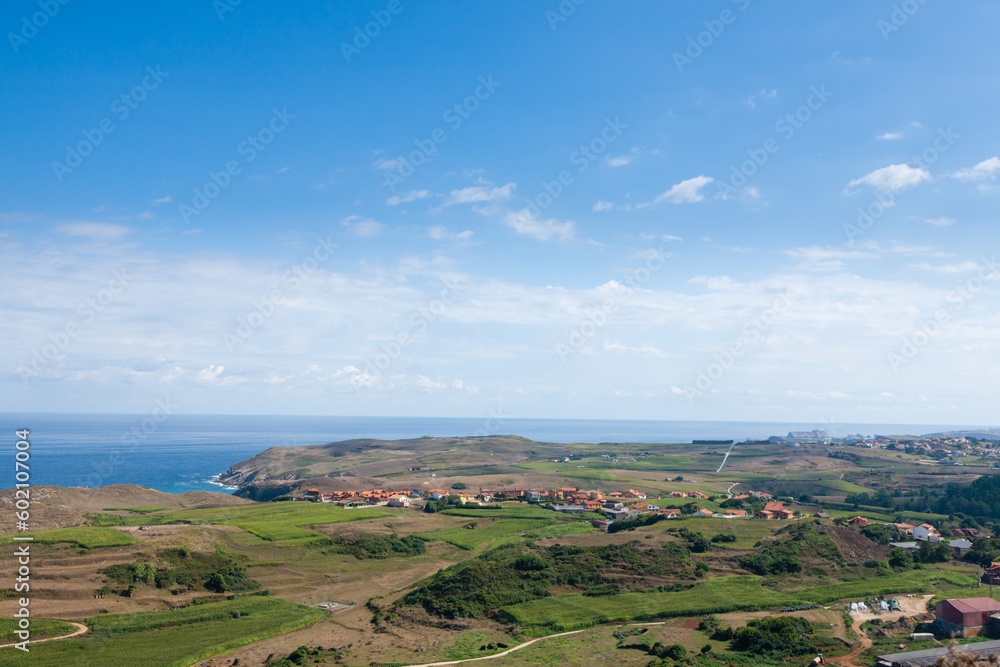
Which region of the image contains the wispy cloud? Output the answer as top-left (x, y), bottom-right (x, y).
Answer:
top-left (745, 88), bottom-right (777, 108)
top-left (643, 175), bottom-right (714, 206)
top-left (443, 182), bottom-right (515, 207)
top-left (952, 157), bottom-right (1000, 181)
top-left (847, 163), bottom-right (930, 193)
top-left (925, 217), bottom-right (957, 226)
top-left (606, 147), bottom-right (639, 167)
top-left (341, 216), bottom-right (384, 236)
top-left (503, 209), bottom-right (575, 241)
top-left (54, 222), bottom-right (132, 241)
top-left (428, 225), bottom-right (474, 242)
top-left (387, 189), bottom-right (431, 206)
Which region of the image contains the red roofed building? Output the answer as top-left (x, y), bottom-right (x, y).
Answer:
top-left (935, 598), bottom-right (1000, 637)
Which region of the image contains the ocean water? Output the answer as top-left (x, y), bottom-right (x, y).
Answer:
top-left (0, 413), bottom-right (988, 494)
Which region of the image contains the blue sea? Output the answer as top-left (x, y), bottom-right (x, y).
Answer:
top-left (0, 413), bottom-right (989, 494)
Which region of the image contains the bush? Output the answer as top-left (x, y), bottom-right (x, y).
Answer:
top-left (451, 482), bottom-right (467, 489)
top-left (731, 616), bottom-right (814, 656)
top-left (323, 534), bottom-right (426, 559)
top-left (583, 583), bottom-right (622, 597)
top-left (889, 547), bottom-right (914, 570)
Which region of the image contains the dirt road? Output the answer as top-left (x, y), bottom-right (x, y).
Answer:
top-left (828, 594), bottom-right (933, 667)
top-left (0, 622), bottom-right (88, 649)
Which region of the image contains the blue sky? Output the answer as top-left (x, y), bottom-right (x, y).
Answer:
top-left (2, 1), bottom-right (999, 425)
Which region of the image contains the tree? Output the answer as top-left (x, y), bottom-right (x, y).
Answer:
top-left (691, 537), bottom-right (711, 553)
top-left (888, 547), bottom-right (914, 570)
top-left (451, 482), bottom-right (467, 489)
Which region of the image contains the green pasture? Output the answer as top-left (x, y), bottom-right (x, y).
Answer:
top-left (20, 596), bottom-right (324, 667)
top-left (0, 527), bottom-right (139, 549)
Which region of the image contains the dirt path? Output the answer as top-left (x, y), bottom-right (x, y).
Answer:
top-left (828, 616), bottom-right (872, 667)
top-left (401, 629), bottom-right (589, 667)
top-left (0, 622), bottom-right (88, 648)
top-left (828, 594), bottom-right (933, 667)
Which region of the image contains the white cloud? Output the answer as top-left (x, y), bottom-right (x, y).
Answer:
top-left (601, 340), bottom-right (665, 357)
top-left (688, 275), bottom-right (740, 290)
top-left (374, 157), bottom-right (404, 171)
top-left (152, 195), bottom-right (172, 205)
top-left (909, 261), bottom-right (981, 274)
top-left (876, 131), bottom-right (903, 140)
top-left (645, 176), bottom-right (714, 205)
top-left (386, 189), bottom-right (430, 206)
top-left (847, 164), bottom-right (931, 193)
top-left (195, 365), bottom-right (225, 383)
top-left (428, 225), bottom-right (474, 242)
top-left (926, 217), bottom-right (957, 226)
top-left (137, 211), bottom-right (153, 220)
top-left (593, 201), bottom-right (614, 212)
top-left (745, 88), bottom-right (777, 108)
top-left (443, 182), bottom-right (515, 207)
top-left (54, 222), bottom-right (132, 241)
top-left (952, 157), bottom-right (1000, 181)
top-left (503, 209), bottom-right (575, 241)
top-left (341, 216), bottom-right (384, 236)
top-left (606, 147), bottom-right (639, 167)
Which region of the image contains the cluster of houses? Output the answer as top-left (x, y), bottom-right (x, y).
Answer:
top-left (871, 520), bottom-right (979, 555)
top-left (295, 484), bottom-right (814, 527)
top-left (836, 434), bottom-right (1000, 463)
top-left (300, 488), bottom-right (416, 508)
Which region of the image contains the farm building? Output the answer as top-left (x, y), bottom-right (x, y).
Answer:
top-left (877, 639), bottom-right (1000, 667)
top-left (934, 597), bottom-right (1000, 637)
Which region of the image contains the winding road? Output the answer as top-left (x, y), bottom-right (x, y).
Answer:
top-left (401, 629), bottom-right (590, 667)
top-left (0, 622), bottom-right (88, 649)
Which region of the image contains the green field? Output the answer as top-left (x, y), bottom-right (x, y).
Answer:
top-left (418, 518), bottom-right (556, 550)
top-left (164, 502), bottom-right (395, 541)
top-left (0, 527), bottom-right (140, 549)
top-left (102, 506), bottom-right (174, 514)
top-left (522, 522), bottom-right (597, 539)
top-left (0, 618), bottom-right (77, 643)
top-left (814, 479), bottom-right (870, 494)
top-left (442, 506), bottom-right (603, 521)
top-left (501, 575), bottom-right (797, 630)
top-left (502, 569), bottom-right (980, 631)
top-left (20, 596), bottom-right (324, 667)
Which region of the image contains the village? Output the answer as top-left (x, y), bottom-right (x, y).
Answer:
top-left (292, 485), bottom-right (989, 553)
